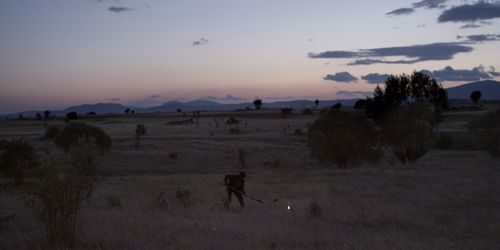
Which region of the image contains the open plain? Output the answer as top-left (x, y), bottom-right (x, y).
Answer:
top-left (0, 108), bottom-right (499, 250)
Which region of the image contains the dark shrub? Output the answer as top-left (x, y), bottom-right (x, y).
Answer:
top-left (45, 125), bottom-right (61, 139)
top-left (354, 99), bottom-right (368, 109)
top-left (302, 108), bottom-right (313, 115)
top-left (65, 112), bottom-right (78, 121)
top-left (293, 128), bottom-right (304, 135)
top-left (229, 128), bottom-right (240, 134)
top-left (434, 133), bottom-right (454, 150)
top-left (253, 99), bottom-right (263, 110)
top-left (226, 117), bottom-right (239, 125)
top-left (469, 108), bottom-right (500, 158)
top-left (306, 201), bottom-right (322, 218)
top-left (470, 90), bottom-right (481, 105)
top-left (382, 105), bottom-right (434, 164)
top-left (55, 123), bottom-right (112, 154)
top-left (307, 110), bottom-right (381, 168)
top-left (135, 124), bottom-right (147, 148)
top-left (0, 138), bottom-right (38, 185)
top-left (281, 108), bottom-right (293, 115)
top-left (331, 103), bottom-right (342, 109)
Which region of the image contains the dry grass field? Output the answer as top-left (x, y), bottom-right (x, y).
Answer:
top-left (0, 108), bottom-right (499, 249)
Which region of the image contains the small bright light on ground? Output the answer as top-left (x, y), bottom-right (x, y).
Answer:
top-left (287, 205), bottom-right (291, 210)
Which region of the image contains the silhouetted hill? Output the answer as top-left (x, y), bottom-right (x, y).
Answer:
top-left (1, 98), bottom-right (361, 118)
top-left (446, 80), bottom-right (500, 100)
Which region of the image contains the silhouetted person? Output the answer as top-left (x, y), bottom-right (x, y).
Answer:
top-left (224, 171), bottom-right (246, 207)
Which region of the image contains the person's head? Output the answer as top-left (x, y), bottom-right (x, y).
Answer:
top-left (239, 171), bottom-right (247, 178)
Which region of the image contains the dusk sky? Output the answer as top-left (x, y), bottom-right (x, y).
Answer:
top-left (1, 0), bottom-right (500, 113)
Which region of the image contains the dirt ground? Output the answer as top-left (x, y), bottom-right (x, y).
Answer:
top-left (0, 108), bottom-right (499, 249)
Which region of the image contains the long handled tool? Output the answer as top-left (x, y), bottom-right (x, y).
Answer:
top-left (217, 182), bottom-right (264, 204)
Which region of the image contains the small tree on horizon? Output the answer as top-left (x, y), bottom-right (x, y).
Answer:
top-left (253, 99), bottom-right (263, 110)
top-left (470, 90), bottom-right (482, 105)
top-left (315, 99), bottom-right (320, 109)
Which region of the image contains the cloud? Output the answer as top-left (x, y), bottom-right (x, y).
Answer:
top-left (106, 97), bottom-right (122, 102)
top-left (412, 0), bottom-right (447, 9)
top-left (460, 23), bottom-right (482, 29)
top-left (108, 6), bottom-right (133, 13)
top-left (386, 0), bottom-right (447, 17)
top-left (438, 2), bottom-right (500, 23)
top-left (386, 8), bottom-right (415, 16)
top-left (323, 72), bottom-right (358, 82)
top-left (336, 91), bottom-right (373, 98)
top-left (420, 65), bottom-right (493, 81)
top-left (465, 33), bottom-right (500, 42)
top-left (361, 73), bottom-right (391, 83)
top-left (192, 38), bottom-right (208, 46)
top-left (309, 42), bottom-right (473, 65)
top-left (128, 95), bottom-right (164, 107)
top-left (202, 95), bottom-right (247, 102)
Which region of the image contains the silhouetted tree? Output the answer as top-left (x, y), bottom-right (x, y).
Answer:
top-left (176, 108), bottom-right (182, 113)
top-left (36, 113), bottom-right (42, 119)
top-left (65, 112), bottom-right (78, 121)
top-left (253, 99), bottom-right (263, 110)
top-left (44, 110), bottom-right (51, 119)
top-left (365, 72), bottom-right (448, 122)
top-left (470, 90), bottom-right (482, 105)
top-left (307, 110), bottom-right (381, 168)
top-left (315, 99), bottom-right (320, 109)
top-left (331, 103), bottom-right (342, 109)
top-left (124, 108), bottom-right (130, 114)
top-left (354, 99), bottom-right (368, 109)
top-left (0, 138), bottom-right (38, 185)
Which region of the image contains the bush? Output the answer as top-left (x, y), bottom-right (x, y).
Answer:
top-left (306, 201), bottom-right (322, 218)
top-left (434, 133), bottom-right (454, 150)
top-left (307, 110), bottom-right (381, 168)
top-left (106, 195), bottom-right (123, 209)
top-left (44, 125), bottom-right (61, 139)
top-left (382, 105), bottom-right (434, 164)
top-left (226, 117), bottom-right (239, 125)
top-left (65, 112), bottom-right (78, 121)
top-left (176, 189), bottom-right (192, 208)
top-left (0, 138), bottom-right (38, 185)
top-left (281, 108), bottom-right (293, 115)
top-left (26, 167), bottom-right (94, 247)
top-left (135, 124), bottom-right (147, 148)
top-left (302, 108), bottom-right (313, 115)
top-left (469, 108), bottom-right (500, 158)
top-left (293, 128), bottom-right (304, 135)
top-left (55, 123), bottom-right (112, 154)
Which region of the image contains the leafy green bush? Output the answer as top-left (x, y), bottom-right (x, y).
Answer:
top-left (44, 125), bottom-right (61, 139)
top-left (55, 123), bottom-right (112, 154)
top-left (0, 138), bottom-right (38, 185)
top-left (307, 110), bottom-right (381, 168)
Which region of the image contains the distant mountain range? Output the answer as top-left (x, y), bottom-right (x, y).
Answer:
top-left (3, 80), bottom-right (499, 118)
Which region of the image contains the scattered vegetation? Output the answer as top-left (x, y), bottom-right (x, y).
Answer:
top-left (0, 138), bottom-right (38, 185)
top-left (307, 110), bottom-right (381, 168)
top-left (44, 125), bottom-right (61, 139)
